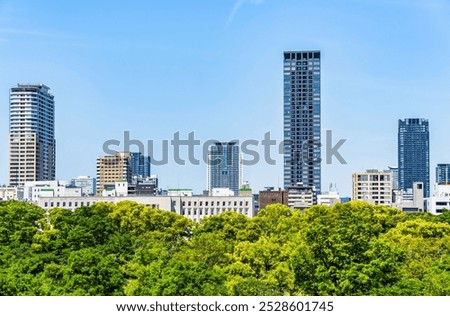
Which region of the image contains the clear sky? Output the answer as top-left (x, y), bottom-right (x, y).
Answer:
top-left (1, 0), bottom-right (450, 196)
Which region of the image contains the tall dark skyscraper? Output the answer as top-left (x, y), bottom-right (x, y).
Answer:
top-left (283, 51), bottom-right (321, 192)
top-left (398, 118), bottom-right (430, 197)
top-left (207, 142), bottom-right (240, 195)
top-left (9, 84), bottom-right (55, 186)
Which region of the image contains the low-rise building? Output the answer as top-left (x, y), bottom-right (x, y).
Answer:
top-left (393, 182), bottom-right (424, 213)
top-left (318, 190), bottom-right (340, 206)
top-left (258, 188), bottom-right (288, 209)
top-left (35, 195), bottom-right (255, 222)
top-left (352, 169), bottom-right (392, 206)
top-left (425, 184), bottom-right (450, 215)
top-left (0, 186), bottom-right (18, 201)
top-left (22, 181), bottom-right (82, 202)
top-left (102, 180), bottom-right (128, 197)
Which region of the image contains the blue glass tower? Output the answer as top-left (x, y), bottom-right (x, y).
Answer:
top-left (207, 142), bottom-right (240, 195)
top-left (436, 164), bottom-right (450, 185)
top-left (398, 118), bottom-right (430, 197)
top-left (283, 51), bottom-right (321, 192)
top-left (130, 152), bottom-right (151, 179)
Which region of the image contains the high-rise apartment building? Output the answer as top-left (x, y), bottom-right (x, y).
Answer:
top-left (96, 152), bottom-right (131, 195)
top-left (436, 164), bottom-right (450, 185)
top-left (352, 169), bottom-right (393, 206)
top-left (283, 51), bottom-right (321, 192)
top-left (207, 142), bottom-right (240, 195)
top-left (9, 84), bottom-right (55, 186)
top-left (398, 118), bottom-right (430, 197)
top-left (130, 152), bottom-right (151, 180)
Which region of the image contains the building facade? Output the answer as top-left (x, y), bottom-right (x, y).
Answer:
top-left (425, 184), bottom-right (450, 215)
top-left (393, 182), bottom-right (424, 213)
top-left (388, 166), bottom-right (399, 190)
top-left (36, 195), bottom-right (255, 222)
top-left (9, 84), bottom-right (55, 186)
top-left (398, 118), bottom-right (430, 197)
top-left (71, 176), bottom-right (96, 196)
top-left (207, 142), bottom-right (240, 195)
top-left (287, 183), bottom-right (317, 209)
top-left (317, 190), bottom-right (340, 206)
top-left (0, 187), bottom-right (18, 201)
top-left (258, 188), bottom-right (288, 209)
top-left (352, 170), bottom-right (393, 206)
top-left (283, 51), bottom-right (321, 192)
top-left (130, 152), bottom-right (151, 180)
top-left (436, 164), bottom-right (450, 185)
top-left (96, 152), bottom-right (131, 195)
top-left (21, 180), bottom-right (81, 202)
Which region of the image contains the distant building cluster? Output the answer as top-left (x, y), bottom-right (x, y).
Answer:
top-left (2, 51), bottom-right (450, 218)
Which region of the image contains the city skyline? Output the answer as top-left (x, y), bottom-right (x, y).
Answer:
top-left (1, 1), bottom-right (450, 196)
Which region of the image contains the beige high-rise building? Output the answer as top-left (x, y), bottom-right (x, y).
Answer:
top-left (9, 84), bottom-right (55, 186)
top-left (96, 152), bottom-right (131, 195)
top-left (352, 169), bottom-right (393, 206)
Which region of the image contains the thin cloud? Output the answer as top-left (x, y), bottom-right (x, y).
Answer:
top-left (226, 0), bottom-right (264, 26)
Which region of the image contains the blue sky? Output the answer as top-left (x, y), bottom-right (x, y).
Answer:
top-left (1, 0), bottom-right (450, 196)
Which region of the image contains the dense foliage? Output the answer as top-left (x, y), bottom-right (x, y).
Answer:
top-left (1, 200), bottom-right (449, 296)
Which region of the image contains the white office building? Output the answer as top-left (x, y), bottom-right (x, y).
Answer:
top-left (0, 187), bottom-right (18, 201)
top-left (425, 184), bottom-right (450, 215)
top-left (22, 181), bottom-right (81, 202)
top-left (35, 195), bottom-right (255, 222)
top-left (318, 190), bottom-right (340, 206)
